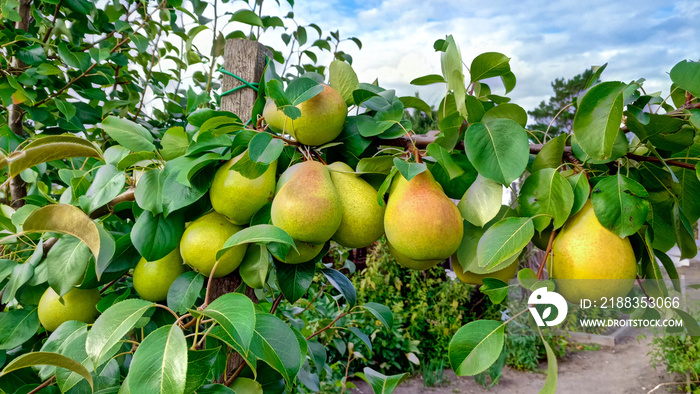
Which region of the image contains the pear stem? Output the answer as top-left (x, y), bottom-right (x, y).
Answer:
top-left (537, 229), bottom-right (557, 279)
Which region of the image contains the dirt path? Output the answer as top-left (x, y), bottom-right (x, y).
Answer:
top-left (352, 333), bottom-right (681, 393)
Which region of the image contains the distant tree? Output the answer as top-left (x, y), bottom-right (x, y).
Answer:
top-left (528, 68), bottom-right (595, 139)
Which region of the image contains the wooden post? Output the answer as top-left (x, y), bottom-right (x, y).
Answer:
top-left (213, 38), bottom-right (269, 382)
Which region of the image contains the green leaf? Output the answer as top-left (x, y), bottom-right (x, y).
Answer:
top-left (539, 331), bottom-right (558, 393)
top-left (127, 325), bottom-right (188, 394)
top-left (201, 293), bottom-right (256, 353)
top-left (249, 313), bottom-right (302, 389)
top-left (231, 377), bottom-right (263, 394)
top-left (477, 217), bottom-right (534, 269)
top-left (0, 308), bottom-right (40, 350)
top-left (426, 143), bottom-right (464, 180)
top-left (399, 96), bottom-right (433, 119)
top-left (135, 169), bottom-right (164, 214)
top-left (101, 116), bottom-right (155, 152)
top-left (231, 9), bottom-right (263, 27)
top-left (410, 74), bottom-right (446, 85)
top-left (131, 211), bottom-right (184, 261)
top-left (167, 272), bottom-right (205, 315)
top-left (567, 172), bottom-right (590, 216)
top-left (321, 268), bottom-right (356, 307)
top-left (239, 244), bottom-right (269, 289)
top-left (672, 204), bottom-right (697, 260)
top-left (590, 174), bottom-right (649, 237)
top-left (23, 204), bottom-right (100, 261)
top-left (83, 165), bottom-right (126, 213)
top-left (217, 224), bottom-right (296, 260)
top-left (449, 320), bottom-right (504, 376)
top-left (392, 158), bottom-right (427, 181)
top-left (117, 151), bottom-right (156, 171)
top-left (86, 299), bottom-right (154, 366)
top-left (531, 134), bottom-right (567, 173)
top-left (572, 81), bottom-right (626, 161)
top-left (470, 52), bottom-right (511, 82)
top-left (329, 60), bottom-right (359, 106)
top-left (480, 278), bottom-right (510, 304)
top-left (360, 302), bottom-right (393, 330)
top-left (458, 174), bottom-right (503, 227)
top-left (355, 367), bottom-right (409, 394)
top-left (481, 103), bottom-right (527, 127)
top-left (275, 259), bottom-right (316, 303)
top-left (0, 352), bottom-right (93, 389)
top-left (184, 347), bottom-right (219, 394)
top-left (377, 167), bottom-right (398, 207)
top-left (286, 77), bottom-right (323, 106)
top-left (230, 151), bottom-right (270, 180)
top-left (669, 60), bottom-right (700, 98)
top-left (248, 133), bottom-right (284, 164)
top-left (356, 156), bottom-right (395, 175)
top-left (161, 127), bottom-right (189, 161)
top-left (54, 99), bottom-right (76, 119)
top-left (464, 119), bottom-right (529, 185)
top-left (1, 135), bottom-right (102, 177)
top-left (626, 113), bottom-right (692, 152)
top-left (47, 236), bottom-right (91, 296)
top-left (518, 169), bottom-right (575, 231)
top-left (441, 36), bottom-right (467, 120)
top-left (673, 308), bottom-right (700, 336)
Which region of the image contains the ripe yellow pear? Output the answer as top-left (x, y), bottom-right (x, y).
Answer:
top-left (133, 248), bottom-right (187, 301)
top-left (210, 154), bottom-right (277, 225)
top-left (327, 162), bottom-right (385, 248)
top-left (38, 287), bottom-right (101, 332)
top-left (548, 201), bottom-right (637, 303)
top-left (451, 257), bottom-right (518, 285)
top-left (270, 240), bottom-right (323, 264)
top-left (263, 85), bottom-right (347, 146)
top-left (271, 161), bottom-right (342, 244)
top-left (180, 212), bottom-right (248, 278)
top-left (384, 171), bottom-right (463, 268)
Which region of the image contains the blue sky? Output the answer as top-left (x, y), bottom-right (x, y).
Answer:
top-left (255, 0), bottom-right (700, 112)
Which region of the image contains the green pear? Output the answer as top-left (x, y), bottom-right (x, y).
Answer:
top-left (38, 287), bottom-right (101, 332)
top-left (180, 212), bottom-right (248, 278)
top-left (451, 257), bottom-right (518, 285)
top-left (327, 162), bottom-right (385, 248)
top-left (210, 154), bottom-right (277, 225)
top-left (133, 247), bottom-right (187, 301)
top-left (263, 85), bottom-right (347, 146)
top-left (547, 201), bottom-right (637, 303)
top-left (385, 171), bottom-right (463, 265)
top-left (275, 162), bottom-right (303, 194)
top-left (271, 161), bottom-right (342, 244)
top-left (270, 240), bottom-right (323, 264)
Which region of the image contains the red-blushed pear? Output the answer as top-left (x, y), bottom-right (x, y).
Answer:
top-left (384, 170), bottom-right (463, 269)
top-left (210, 154), bottom-right (277, 225)
top-left (133, 247), bottom-right (187, 301)
top-left (547, 201), bottom-right (637, 303)
top-left (263, 85), bottom-right (347, 146)
top-left (38, 287), bottom-right (101, 332)
top-left (327, 161), bottom-right (385, 248)
top-left (271, 161), bottom-right (342, 244)
top-left (180, 212), bottom-right (248, 278)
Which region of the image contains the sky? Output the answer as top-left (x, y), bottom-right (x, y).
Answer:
top-left (238, 0), bottom-right (700, 113)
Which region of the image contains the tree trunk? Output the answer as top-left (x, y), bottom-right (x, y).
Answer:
top-left (214, 39), bottom-right (269, 382)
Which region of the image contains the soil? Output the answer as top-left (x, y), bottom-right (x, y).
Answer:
top-left (350, 260), bottom-right (700, 394)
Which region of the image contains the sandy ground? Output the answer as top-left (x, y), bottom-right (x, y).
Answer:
top-left (351, 261), bottom-right (700, 394)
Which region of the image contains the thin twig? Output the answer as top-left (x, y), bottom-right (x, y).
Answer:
top-left (537, 229), bottom-right (557, 279)
top-left (42, 0), bottom-right (64, 43)
top-left (269, 294), bottom-right (283, 314)
top-left (27, 377), bottom-right (55, 394)
top-left (306, 311), bottom-right (349, 340)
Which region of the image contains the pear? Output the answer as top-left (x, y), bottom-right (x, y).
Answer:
top-left (38, 288), bottom-right (101, 332)
top-left (270, 240), bottom-right (323, 264)
top-left (133, 248), bottom-right (187, 302)
top-left (263, 85), bottom-right (347, 146)
top-left (275, 162), bottom-right (303, 194)
top-left (384, 171), bottom-right (463, 267)
top-left (271, 161), bottom-right (342, 244)
top-left (388, 242), bottom-right (441, 270)
top-left (327, 162), bottom-right (385, 248)
top-left (180, 212), bottom-right (248, 278)
top-left (210, 154), bottom-right (277, 225)
top-left (547, 201), bottom-right (637, 303)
